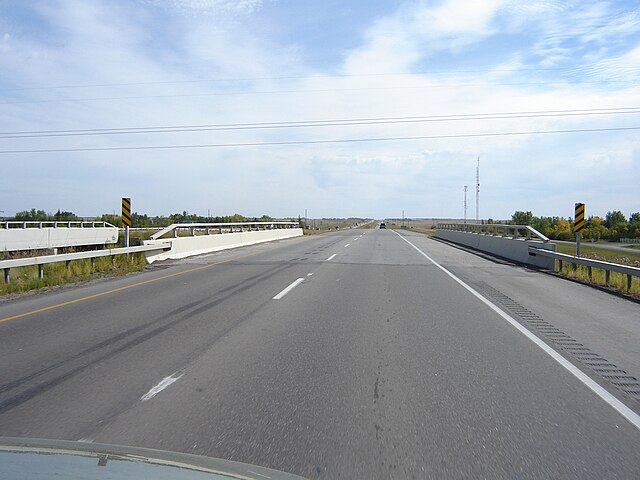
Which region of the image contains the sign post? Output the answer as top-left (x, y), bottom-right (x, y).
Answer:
top-left (122, 197), bottom-right (131, 248)
top-left (574, 202), bottom-right (585, 257)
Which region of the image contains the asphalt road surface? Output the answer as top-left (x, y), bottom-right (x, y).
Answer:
top-left (1, 228), bottom-right (639, 479)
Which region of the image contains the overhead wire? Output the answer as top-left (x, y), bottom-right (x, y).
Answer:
top-left (1, 64), bottom-right (638, 93)
top-left (2, 78), bottom-right (639, 105)
top-left (1, 125), bottom-right (638, 154)
top-left (2, 107), bottom-right (640, 139)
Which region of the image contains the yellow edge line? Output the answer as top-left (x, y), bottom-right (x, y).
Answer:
top-left (0, 250), bottom-right (261, 325)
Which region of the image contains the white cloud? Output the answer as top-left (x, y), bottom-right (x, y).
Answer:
top-left (139, 0), bottom-right (263, 16)
top-left (1, 0), bottom-right (639, 219)
top-left (342, 0), bottom-right (505, 74)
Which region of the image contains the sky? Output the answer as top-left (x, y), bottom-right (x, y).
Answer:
top-left (1, 0), bottom-right (639, 220)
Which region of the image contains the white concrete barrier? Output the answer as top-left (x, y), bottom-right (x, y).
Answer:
top-left (0, 227), bottom-right (119, 252)
top-left (436, 229), bottom-right (556, 269)
top-left (143, 228), bottom-right (303, 263)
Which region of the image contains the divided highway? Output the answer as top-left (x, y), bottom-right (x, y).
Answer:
top-left (1, 228), bottom-right (639, 479)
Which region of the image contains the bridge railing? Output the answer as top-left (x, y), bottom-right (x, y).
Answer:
top-left (1, 243), bottom-right (171, 284)
top-left (150, 222), bottom-right (300, 240)
top-left (528, 247), bottom-right (640, 291)
top-left (437, 223), bottom-right (551, 242)
top-left (1, 221), bottom-right (116, 229)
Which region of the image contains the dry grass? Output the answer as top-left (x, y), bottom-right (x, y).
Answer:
top-left (406, 227), bottom-right (436, 236)
top-left (554, 243), bottom-right (640, 267)
top-left (559, 263), bottom-right (640, 296)
top-left (1, 253), bottom-right (146, 296)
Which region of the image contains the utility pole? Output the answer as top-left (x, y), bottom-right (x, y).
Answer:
top-left (464, 186), bottom-right (468, 224)
top-left (305, 209), bottom-right (307, 228)
top-left (402, 210), bottom-right (405, 228)
top-left (475, 157), bottom-right (480, 223)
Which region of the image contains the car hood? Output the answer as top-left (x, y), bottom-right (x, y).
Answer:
top-left (0, 437), bottom-right (307, 480)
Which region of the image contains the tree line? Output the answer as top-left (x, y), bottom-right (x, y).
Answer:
top-left (11, 209), bottom-right (284, 228)
top-left (510, 210), bottom-right (640, 241)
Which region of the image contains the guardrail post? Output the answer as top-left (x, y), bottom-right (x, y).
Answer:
top-left (628, 274), bottom-right (633, 290)
top-left (173, 228), bottom-right (178, 238)
top-left (587, 266), bottom-right (592, 281)
top-left (605, 270), bottom-right (610, 286)
top-left (3, 268), bottom-right (9, 284)
top-left (558, 259), bottom-right (562, 272)
top-left (65, 260), bottom-right (71, 269)
top-left (91, 258), bottom-right (96, 271)
top-left (38, 264), bottom-right (44, 280)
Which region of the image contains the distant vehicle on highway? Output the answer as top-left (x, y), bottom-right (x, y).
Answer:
top-left (379, 222), bottom-right (386, 229)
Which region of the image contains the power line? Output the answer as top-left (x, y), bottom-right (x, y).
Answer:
top-left (1, 125), bottom-right (638, 154)
top-left (2, 107), bottom-right (639, 139)
top-left (2, 79), bottom-right (638, 105)
top-left (1, 64), bottom-right (637, 93)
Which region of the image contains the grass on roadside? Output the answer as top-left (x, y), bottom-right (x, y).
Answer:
top-left (559, 262), bottom-right (640, 296)
top-left (406, 227), bottom-right (436, 236)
top-left (303, 228), bottom-right (332, 235)
top-left (1, 253), bottom-right (146, 296)
top-left (554, 243), bottom-right (640, 267)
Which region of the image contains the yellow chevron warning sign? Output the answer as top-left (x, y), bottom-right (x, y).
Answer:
top-left (122, 197), bottom-right (131, 227)
top-left (574, 202), bottom-right (585, 232)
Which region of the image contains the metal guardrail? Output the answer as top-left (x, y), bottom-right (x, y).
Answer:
top-left (1, 243), bottom-right (170, 284)
top-left (151, 222), bottom-right (300, 240)
top-left (437, 223), bottom-right (551, 242)
top-left (621, 238), bottom-right (640, 244)
top-left (1, 221), bottom-right (116, 229)
top-left (118, 227), bottom-right (164, 231)
top-left (529, 247), bottom-right (640, 290)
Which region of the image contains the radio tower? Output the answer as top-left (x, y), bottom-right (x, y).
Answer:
top-left (464, 185), bottom-right (468, 223)
top-left (475, 157), bottom-right (480, 222)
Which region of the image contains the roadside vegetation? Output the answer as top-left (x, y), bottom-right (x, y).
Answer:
top-left (0, 252), bottom-right (146, 297)
top-left (507, 210), bottom-right (640, 297)
top-left (554, 242), bottom-right (640, 296)
top-left (11, 208), bottom-right (280, 228)
top-left (559, 263), bottom-right (639, 296)
top-left (407, 227), bottom-right (436, 235)
top-left (554, 243), bottom-right (640, 266)
top-left (508, 210), bottom-right (640, 242)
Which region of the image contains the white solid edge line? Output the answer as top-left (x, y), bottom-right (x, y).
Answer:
top-left (273, 278), bottom-right (305, 300)
top-left (392, 230), bottom-right (640, 432)
top-left (326, 254), bottom-right (337, 261)
top-left (344, 243), bottom-right (350, 247)
top-left (307, 272), bottom-right (314, 276)
top-left (141, 372), bottom-right (184, 402)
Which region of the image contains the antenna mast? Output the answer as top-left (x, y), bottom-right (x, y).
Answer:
top-left (475, 157), bottom-right (480, 222)
top-left (464, 185), bottom-right (468, 223)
